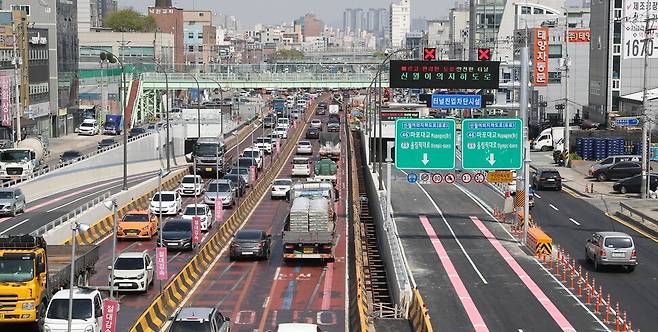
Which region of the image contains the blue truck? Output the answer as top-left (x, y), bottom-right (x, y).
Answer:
top-left (103, 114), bottom-right (122, 135)
top-left (272, 98), bottom-right (286, 116)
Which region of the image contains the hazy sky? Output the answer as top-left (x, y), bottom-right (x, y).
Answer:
top-left (119, 0), bottom-right (454, 27)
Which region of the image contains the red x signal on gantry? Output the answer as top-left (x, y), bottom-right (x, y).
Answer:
top-left (423, 48), bottom-right (436, 61)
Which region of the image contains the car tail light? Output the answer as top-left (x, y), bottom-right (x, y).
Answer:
top-left (321, 244), bottom-right (332, 250)
top-left (600, 249), bottom-right (606, 257)
top-left (631, 249), bottom-right (637, 259)
top-left (285, 244), bottom-right (295, 249)
top-left (539, 177), bottom-right (546, 180)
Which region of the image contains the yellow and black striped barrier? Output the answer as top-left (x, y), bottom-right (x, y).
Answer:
top-left (527, 227), bottom-right (553, 257)
top-left (409, 288), bottom-right (433, 332)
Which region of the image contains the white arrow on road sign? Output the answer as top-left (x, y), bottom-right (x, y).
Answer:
top-left (431, 173), bottom-right (443, 184)
top-left (486, 153), bottom-right (496, 166)
top-left (421, 153), bottom-right (429, 165)
top-left (461, 172), bottom-right (472, 183)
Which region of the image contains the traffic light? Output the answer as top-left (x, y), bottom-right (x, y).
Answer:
top-left (423, 47), bottom-right (436, 61)
top-left (477, 48), bottom-right (491, 61)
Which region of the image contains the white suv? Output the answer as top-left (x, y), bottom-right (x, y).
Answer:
top-left (77, 119), bottom-right (99, 136)
top-left (254, 137), bottom-right (273, 154)
top-left (45, 288), bottom-right (104, 332)
top-left (179, 175), bottom-right (204, 196)
top-left (291, 157), bottom-right (311, 176)
top-left (149, 191), bottom-right (182, 215)
top-left (242, 147), bottom-right (264, 169)
top-left (110, 251), bottom-right (154, 292)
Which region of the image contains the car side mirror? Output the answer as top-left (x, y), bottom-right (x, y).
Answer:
top-left (36, 261), bottom-right (46, 274)
top-left (225, 317), bottom-right (231, 321)
top-left (107, 265), bottom-right (113, 270)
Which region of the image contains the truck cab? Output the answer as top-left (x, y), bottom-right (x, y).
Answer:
top-left (44, 288), bottom-right (103, 332)
top-left (192, 137), bottom-right (230, 176)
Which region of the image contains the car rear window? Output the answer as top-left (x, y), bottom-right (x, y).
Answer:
top-left (293, 159), bottom-right (308, 164)
top-left (235, 231), bottom-right (262, 240)
top-left (184, 206), bottom-right (207, 215)
top-left (163, 221), bottom-right (191, 232)
top-left (542, 171), bottom-right (560, 178)
top-left (604, 237), bottom-right (633, 248)
top-left (153, 193), bottom-right (175, 201)
top-left (274, 180), bottom-right (292, 186)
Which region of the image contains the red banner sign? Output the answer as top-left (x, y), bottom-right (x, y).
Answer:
top-left (1, 75), bottom-right (10, 127)
top-left (567, 29), bottom-right (590, 43)
top-left (214, 198), bottom-right (223, 222)
top-left (275, 139), bottom-right (281, 154)
top-left (191, 216), bottom-right (201, 244)
top-left (533, 27), bottom-right (549, 86)
top-left (249, 165), bottom-right (257, 183)
top-left (101, 299), bottom-right (119, 332)
top-left (155, 247), bottom-right (168, 281)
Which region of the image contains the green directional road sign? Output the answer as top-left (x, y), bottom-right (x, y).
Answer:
top-left (395, 119), bottom-right (456, 170)
top-left (461, 119), bottom-right (523, 170)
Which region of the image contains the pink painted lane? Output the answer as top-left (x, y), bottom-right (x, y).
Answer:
top-left (468, 216), bottom-right (576, 332)
top-left (419, 215), bottom-right (489, 332)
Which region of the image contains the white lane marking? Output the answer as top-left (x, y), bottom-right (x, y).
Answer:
top-left (549, 204), bottom-right (559, 211)
top-left (533, 193), bottom-right (541, 199)
top-left (273, 266), bottom-right (281, 280)
top-left (568, 218), bottom-right (581, 226)
top-left (262, 296), bottom-right (270, 308)
top-left (453, 183), bottom-right (610, 332)
top-left (46, 190), bottom-right (109, 213)
top-left (400, 170), bottom-right (488, 285)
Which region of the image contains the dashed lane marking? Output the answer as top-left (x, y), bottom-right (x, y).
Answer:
top-left (549, 204), bottom-right (559, 211)
top-left (568, 218), bottom-right (581, 226)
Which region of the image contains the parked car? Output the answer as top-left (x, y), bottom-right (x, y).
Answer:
top-left (588, 155), bottom-right (641, 177)
top-left (45, 288), bottom-right (104, 332)
top-left (585, 231), bottom-right (637, 272)
top-left (0, 187), bottom-right (26, 216)
top-left (310, 119), bottom-right (322, 129)
top-left (592, 161), bottom-right (642, 182)
top-left (271, 178), bottom-right (293, 199)
top-left (77, 119), bottom-right (99, 136)
top-left (204, 179), bottom-right (236, 207)
top-left (117, 210), bottom-right (158, 239)
top-left (613, 173), bottom-right (658, 194)
top-left (109, 251), bottom-right (154, 292)
top-left (297, 140), bottom-right (313, 154)
top-left (182, 203), bottom-right (214, 231)
top-left (179, 175), bottom-right (204, 196)
top-left (291, 157), bottom-right (311, 176)
top-left (223, 173), bottom-right (247, 197)
top-left (159, 219), bottom-right (193, 251)
top-left (306, 127), bottom-right (320, 139)
top-left (273, 126), bottom-right (288, 139)
top-left (531, 168), bottom-right (562, 190)
top-left (128, 127), bottom-right (147, 138)
top-left (169, 307), bottom-right (231, 332)
top-left (97, 138), bottom-right (116, 150)
top-left (242, 148), bottom-right (263, 169)
top-left (229, 229), bottom-right (271, 260)
top-left (60, 150), bottom-right (82, 164)
top-left (149, 191), bottom-right (182, 215)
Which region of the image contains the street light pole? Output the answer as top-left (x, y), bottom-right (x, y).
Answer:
top-left (109, 201), bottom-right (118, 299)
top-left (186, 74), bottom-right (202, 137)
top-left (153, 60), bottom-right (171, 172)
top-left (67, 222), bottom-right (89, 332)
top-left (203, 77), bottom-right (224, 137)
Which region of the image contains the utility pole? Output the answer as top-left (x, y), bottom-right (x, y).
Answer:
top-left (641, 4), bottom-right (652, 199)
top-left (520, 46), bottom-right (530, 246)
top-left (563, 9), bottom-right (571, 167)
top-left (117, 34), bottom-right (131, 190)
top-left (12, 25), bottom-right (20, 144)
top-left (468, 0), bottom-right (476, 61)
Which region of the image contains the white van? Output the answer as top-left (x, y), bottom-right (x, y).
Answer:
top-left (277, 117), bottom-right (290, 129)
top-left (45, 288), bottom-right (104, 332)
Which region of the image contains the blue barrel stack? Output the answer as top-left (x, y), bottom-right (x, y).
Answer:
top-left (575, 137), bottom-right (639, 160)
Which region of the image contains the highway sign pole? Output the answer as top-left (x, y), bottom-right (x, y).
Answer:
top-left (520, 46), bottom-right (530, 246)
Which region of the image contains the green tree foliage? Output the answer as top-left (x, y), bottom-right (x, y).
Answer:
top-left (105, 9), bottom-right (157, 32)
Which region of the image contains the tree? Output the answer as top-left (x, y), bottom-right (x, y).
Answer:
top-left (105, 9), bottom-right (157, 32)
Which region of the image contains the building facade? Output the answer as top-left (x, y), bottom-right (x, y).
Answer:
top-left (148, 6), bottom-right (184, 67)
top-left (390, 0), bottom-right (410, 48)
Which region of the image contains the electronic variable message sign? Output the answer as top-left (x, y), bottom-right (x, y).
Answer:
top-left (389, 60), bottom-right (500, 89)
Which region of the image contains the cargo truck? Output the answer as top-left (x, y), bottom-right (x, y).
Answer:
top-left (103, 114), bottom-right (123, 135)
top-left (189, 137), bottom-right (233, 176)
top-left (314, 158), bottom-right (338, 184)
top-left (0, 137), bottom-right (49, 181)
top-left (319, 132), bottom-right (341, 160)
top-left (283, 182), bottom-right (337, 261)
top-left (531, 126), bottom-right (575, 151)
top-left (0, 235), bottom-right (99, 328)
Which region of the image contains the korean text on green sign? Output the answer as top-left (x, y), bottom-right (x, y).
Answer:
top-left (395, 119), bottom-right (456, 170)
top-left (461, 119), bottom-right (522, 170)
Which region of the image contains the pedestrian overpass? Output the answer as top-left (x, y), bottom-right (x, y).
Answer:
top-left (130, 63), bottom-right (390, 126)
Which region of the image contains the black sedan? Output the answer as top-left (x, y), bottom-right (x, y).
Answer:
top-left (306, 127), bottom-right (320, 139)
top-left (613, 173), bottom-right (658, 194)
top-left (592, 161), bottom-right (642, 182)
top-left (229, 229), bottom-right (271, 260)
top-left (97, 138), bottom-right (116, 150)
top-left (222, 174), bottom-right (246, 197)
top-left (59, 150), bottom-right (82, 165)
top-left (128, 127), bottom-right (147, 138)
top-left (316, 108), bottom-right (326, 115)
top-left (159, 219), bottom-right (193, 251)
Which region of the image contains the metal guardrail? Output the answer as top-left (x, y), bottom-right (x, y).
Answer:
top-left (31, 191), bottom-right (111, 237)
top-left (619, 201), bottom-right (658, 226)
top-left (142, 72), bottom-right (389, 84)
top-left (1, 132), bottom-right (153, 188)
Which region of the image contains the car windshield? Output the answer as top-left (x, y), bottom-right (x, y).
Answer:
top-left (169, 321), bottom-right (213, 332)
top-left (184, 206), bottom-right (207, 215)
top-left (208, 183), bottom-right (231, 192)
top-left (604, 237), bottom-right (633, 248)
top-left (237, 158), bottom-right (255, 167)
top-left (0, 150), bottom-right (31, 162)
top-left (122, 214), bottom-right (149, 222)
top-left (182, 177), bottom-right (201, 184)
top-left (164, 221), bottom-right (191, 232)
top-left (0, 258), bottom-right (34, 282)
top-left (235, 231), bottom-right (262, 241)
top-left (0, 191), bottom-right (13, 199)
top-left (153, 193), bottom-right (175, 202)
top-left (273, 180), bottom-right (291, 186)
top-left (47, 299), bottom-right (92, 320)
top-left (194, 143), bottom-right (224, 156)
top-left (115, 257), bottom-right (144, 270)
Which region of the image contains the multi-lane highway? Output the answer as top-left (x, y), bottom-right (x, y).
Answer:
top-left (156, 96), bottom-right (348, 332)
